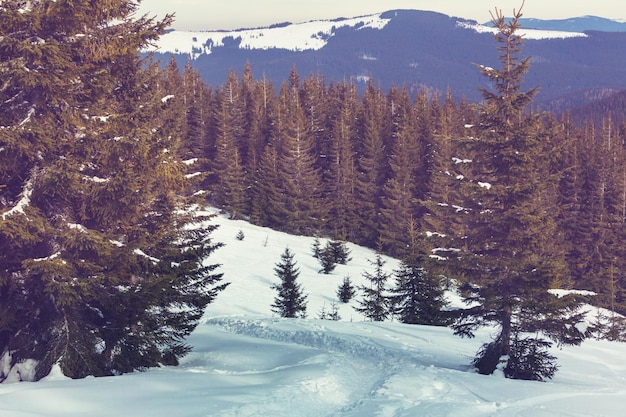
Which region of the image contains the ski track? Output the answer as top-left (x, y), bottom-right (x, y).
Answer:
top-left (185, 317), bottom-right (626, 417)
top-left (200, 317), bottom-right (470, 417)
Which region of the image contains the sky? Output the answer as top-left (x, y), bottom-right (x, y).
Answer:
top-left (137, 0), bottom-right (625, 31)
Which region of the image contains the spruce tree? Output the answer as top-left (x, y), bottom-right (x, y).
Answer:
top-left (389, 257), bottom-right (449, 326)
top-left (0, 0), bottom-right (227, 381)
top-left (211, 70), bottom-right (248, 219)
top-left (355, 254), bottom-right (391, 321)
top-left (337, 276), bottom-right (356, 303)
top-left (378, 87), bottom-right (421, 258)
top-left (450, 3), bottom-right (587, 381)
top-left (354, 80), bottom-right (387, 247)
top-left (326, 82), bottom-right (360, 241)
top-left (271, 248), bottom-right (308, 318)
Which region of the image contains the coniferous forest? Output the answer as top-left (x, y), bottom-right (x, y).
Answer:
top-left (2, 0), bottom-right (626, 382)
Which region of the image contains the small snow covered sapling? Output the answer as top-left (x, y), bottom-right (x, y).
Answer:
top-left (235, 230), bottom-right (245, 241)
top-left (318, 302), bottom-right (341, 321)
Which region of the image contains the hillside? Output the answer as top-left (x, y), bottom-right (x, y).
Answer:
top-left (151, 9), bottom-right (626, 107)
top-left (1, 209), bottom-right (625, 416)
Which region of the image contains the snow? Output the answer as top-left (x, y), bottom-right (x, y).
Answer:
top-left (550, 289), bottom-right (597, 298)
top-left (457, 21), bottom-right (589, 39)
top-left (133, 248), bottom-right (160, 264)
top-left (1, 179), bottom-right (33, 220)
top-left (151, 14), bottom-right (390, 58)
top-left (2, 207), bottom-right (626, 416)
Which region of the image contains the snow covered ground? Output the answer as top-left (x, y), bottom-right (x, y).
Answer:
top-left (1, 208), bottom-right (626, 416)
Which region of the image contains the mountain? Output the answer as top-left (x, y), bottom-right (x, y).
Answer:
top-left (151, 9), bottom-right (626, 112)
top-left (2, 208), bottom-right (626, 416)
top-left (514, 16), bottom-right (626, 32)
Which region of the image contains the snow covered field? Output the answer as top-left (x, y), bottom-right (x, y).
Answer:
top-left (1, 208), bottom-right (626, 416)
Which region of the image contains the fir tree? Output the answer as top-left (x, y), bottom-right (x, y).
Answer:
top-left (275, 72), bottom-right (326, 235)
top-left (354, 80), bottom-right (388, 247)
top-left (318, 245), bottom-right (337, 275)
top-left (317, 240), bottom-right (351, 274)
top-left (211, 70), bottom-right (248, 219)
top-left (0, 0), bottom-right (227, 381)
top-left (450, 3), bottom-right (586, 381)
top-left (328, 240), bottom-right (352, 265)
top-left (311, 237), bottom-right (322, 258)
top-left (355, 254), bottom-right (391, 321)
top-left (271, 248), bottom-right (308, 318)
top-left (337, 276), bottom-right (356, 303)
top-left (379, 87), bottom-right (421, 258)
top-left (326, 81), bottom-right (361, 241)
top-left (389, 257), bottom-right (449, 326)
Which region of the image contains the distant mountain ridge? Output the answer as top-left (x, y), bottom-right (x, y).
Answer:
top-left (152, 9), bottom-right (626, 119)
top-left (512, 16), bottom-right (626, 33)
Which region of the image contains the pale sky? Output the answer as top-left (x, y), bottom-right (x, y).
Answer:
top-left (137, 0), bottom-right (625, 31)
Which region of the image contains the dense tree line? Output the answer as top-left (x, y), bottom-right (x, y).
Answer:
top-left (173, 60), bottom-right (626, 320)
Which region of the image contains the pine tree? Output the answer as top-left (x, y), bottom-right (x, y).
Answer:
top-left (211, 70), bottom-right (248, 219)
top-left (276, 72), bottom-right (326, 235)
top-left (450, 3), bottom-right (586, 381)
top-left (354, 80), bottom-right (388, 247)
top-left (337, 275), bottom-right (356, 303)
top-left (355, 254), bottom-right (391, 321)
top-left (379, 87), bottom-right (421, 258)
top-left (389, 257), bottom-right (449, 326)
top-left (271, 248), bottom-right (308, 318)
top-left (326, 81), bottom-right (360, 241)
top-left (0, 0), bottom-right (227, 381)
top-left (180, 62), bottom-right (213, 193)
top-left (317, 245), bottom-right (337, 275)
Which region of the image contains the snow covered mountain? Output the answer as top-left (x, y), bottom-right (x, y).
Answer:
top-left (150, 9), bottom-right (626, 107)
top-left (2, 208), bottom-right (626, 416)
top-left (154, 13), bottom-right (586, 58)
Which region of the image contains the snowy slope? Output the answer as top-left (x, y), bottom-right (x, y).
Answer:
top-left (457, 21), bottom-right (588, 39)
top-left (1, 207), bottom-right (626, 416)
top-left (151, 11), bottom-right (587, 60)
top-left (153, 14), bottom-right (390, 59)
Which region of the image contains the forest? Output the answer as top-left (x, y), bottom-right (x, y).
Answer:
top-left (1, 0), bottom-right (625, 382)
top-left (174, 56), bottom-right (626, 315)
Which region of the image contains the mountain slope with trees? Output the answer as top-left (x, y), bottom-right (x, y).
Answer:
top-left (153, 9), bottom-right (626, 113)
top-left (2, 0), bottom-right (626, 383)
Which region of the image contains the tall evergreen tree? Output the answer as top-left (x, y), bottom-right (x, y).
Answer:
top-left (450, 3), bottom-right (586, 381)
top-left (379, 87), bottom-right (421, 258)
top-left (0, 0), bottom-right (227, 381)
top-left (180, 62), bottom-right (213, 193)
top-left (276, 71), bottom-right (326, 235)
top-left (354, 80), bottom-right (388, 247)
top-left (326, 82), bottom-right (360, 240)
top-left (211, 70), bottom-right (248, 219)
top-left (271, 248), bottom-right (308, 318)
